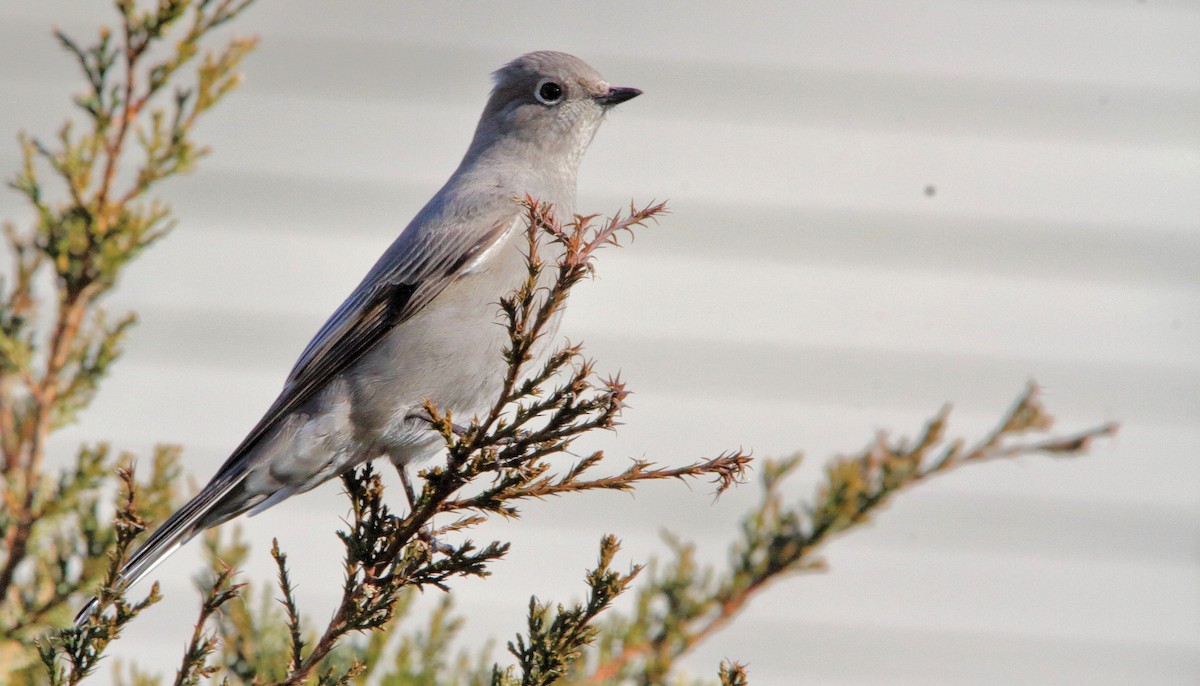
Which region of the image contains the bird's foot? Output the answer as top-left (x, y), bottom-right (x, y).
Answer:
top-left (408, 408), bottom-right (530, 446)
top-left (408, 408), bottom-right (472, 438)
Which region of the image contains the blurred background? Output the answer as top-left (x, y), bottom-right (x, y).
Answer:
top-left (2, 1), bottom-right (1197, 684)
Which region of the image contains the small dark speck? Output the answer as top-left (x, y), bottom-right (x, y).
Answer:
top-left (1098, 94), bottom-right (1110, 106)
top-left (924, 184), bottom-right (937, 197)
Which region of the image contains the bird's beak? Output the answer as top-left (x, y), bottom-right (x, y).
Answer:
top-left (594, 86), bottom-right (642, 107)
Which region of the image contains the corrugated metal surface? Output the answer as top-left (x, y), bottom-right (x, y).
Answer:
top-left (2, 2), bottom-right (1197, 683)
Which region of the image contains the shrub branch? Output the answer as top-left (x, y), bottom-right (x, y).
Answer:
top-left (583, 383), bottom-right (1117, 683)
top-left (0, 1), bottom-right (259, 682)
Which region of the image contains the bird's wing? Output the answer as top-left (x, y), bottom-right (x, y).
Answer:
top-left (218, 201), bottom-right (524, 479)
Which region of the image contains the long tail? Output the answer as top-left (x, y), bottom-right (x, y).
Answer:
top-left (74, 472), bottom-right (248, 626)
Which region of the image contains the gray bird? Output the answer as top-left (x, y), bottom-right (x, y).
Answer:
top-left (77, 51), bottom-right (641, 623)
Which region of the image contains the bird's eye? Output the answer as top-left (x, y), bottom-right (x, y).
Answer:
top-left (535, 79), bottom-right (564, 105)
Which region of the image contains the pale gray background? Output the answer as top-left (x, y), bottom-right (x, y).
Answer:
top-left (2, 1), bottom-right (1197, 684)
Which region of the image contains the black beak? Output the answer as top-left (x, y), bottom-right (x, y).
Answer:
top-left (594, 86), bottom-right (642, 107)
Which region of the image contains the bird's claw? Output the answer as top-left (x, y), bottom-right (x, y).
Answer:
top-left (409, 408), bottom-right (532, 447)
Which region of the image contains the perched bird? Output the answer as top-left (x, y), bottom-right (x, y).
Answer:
top-left (77, 51), bottom-right (641, 623)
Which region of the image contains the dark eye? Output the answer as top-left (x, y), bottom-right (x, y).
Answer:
top-left (535, 79), bottom-right (564, 105)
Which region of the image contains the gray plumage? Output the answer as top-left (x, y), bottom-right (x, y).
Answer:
top-left (76, 51), bottom-right (640, 624)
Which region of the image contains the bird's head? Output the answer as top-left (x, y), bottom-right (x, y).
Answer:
top-left (469, 51), bottom-right (641, 173)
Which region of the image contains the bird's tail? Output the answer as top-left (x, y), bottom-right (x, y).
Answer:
top-left (74, 473), bottom-right (247, 626)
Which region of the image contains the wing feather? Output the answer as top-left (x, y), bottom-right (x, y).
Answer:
top-left (210, 200), bottom-right (521, 479)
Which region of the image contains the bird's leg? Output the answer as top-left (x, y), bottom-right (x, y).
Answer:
top-left (407, 407), bottom-right (542, 475)
top-left (392, 459), bottom-right (453, 555)
top-left (397, 463), bottom-right (419, 512)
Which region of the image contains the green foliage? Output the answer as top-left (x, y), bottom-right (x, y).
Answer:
top-left (0, 447), bottom-right (180, 685)
top-left (717, 661), bottom-right (748, 686)
top-left (582, 385), bottom-right (1116, 684)
top-left (38, 466), bottom-right (164, 686)
top-left (194, 524), bottom-right (497, 685)
top-left (494, 536), bottom-right (640, 686)
top-left (10, 0), bottom-right (255, 301)
top-left (200, 528), bottom-right (304, 683)
top-left (0, 0), bottom-right (259, 682)
top-left (172, 562), bottom-right (243, 686)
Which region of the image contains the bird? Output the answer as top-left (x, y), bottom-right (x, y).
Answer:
top-left (76, 51), bottom-right (641, 624)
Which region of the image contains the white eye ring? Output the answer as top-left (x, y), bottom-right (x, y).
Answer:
top-left (534, 78), bottom-right (565, 105)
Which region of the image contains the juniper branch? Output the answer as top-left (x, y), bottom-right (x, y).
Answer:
top-left (37, 466), bottom-right (162, 686)
top-left (494, 536), bottom-right (641, 686)
top-left (718, 660), bottom-right (749, 686)
top-left (270, 540), bottom-right (306, 674)
top-left (585, 383), bottom-right (1117, 683)
top-left (1, 1), bottom-right (258, 680)
top-left (173, 563), bottom-right (243, 686)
